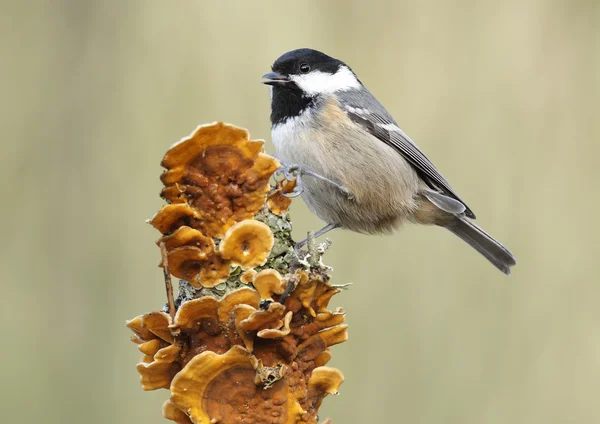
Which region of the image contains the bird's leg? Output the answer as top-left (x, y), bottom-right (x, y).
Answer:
top-left (276, 163), bottom-right (353, 199)
top-left (300, 168), bottom-right (353, 198)
top-left (295, 223), bottom-right (341, 250)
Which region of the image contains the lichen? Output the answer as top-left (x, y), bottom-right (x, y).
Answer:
top-left (254, 207), bottom-right (295, 275)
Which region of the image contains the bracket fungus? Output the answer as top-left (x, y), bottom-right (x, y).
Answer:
top-left (159, 121), bottom-right (280, 238)
top-left (127, 122), bottom-right (347, 424)
top-left (219, 220), bottom-right (275, 269)
top-left (253, 269), bottom-right (285, 300)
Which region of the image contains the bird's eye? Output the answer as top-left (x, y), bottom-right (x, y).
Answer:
top-left (299, 63), bottom-right (310, 73)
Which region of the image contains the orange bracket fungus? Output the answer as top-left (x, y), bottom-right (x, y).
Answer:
top-left (219, 220), bottom-right (275, 269)
top-left (127, 122), bottom-right (347, 424)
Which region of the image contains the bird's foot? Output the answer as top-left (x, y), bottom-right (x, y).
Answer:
top-left (274, 163), bottom-right (303, 198)
top-left (275, 163), bottom-right (354, 199)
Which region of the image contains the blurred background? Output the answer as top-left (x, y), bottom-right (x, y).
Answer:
top-left (2, 1), bottom-right (599, 423)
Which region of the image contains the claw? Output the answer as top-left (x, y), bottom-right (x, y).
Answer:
top-left (278, 163), bottom-right (305, 198)
top-left (282, 164), bottom-right (300, 180)
top-left (282, 172), bottom-right (304, 198)
top-left (283, 190), bottom-right (301, 198)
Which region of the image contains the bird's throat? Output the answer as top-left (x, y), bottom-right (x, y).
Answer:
top-left (270, 87), bottom-right (315, 126)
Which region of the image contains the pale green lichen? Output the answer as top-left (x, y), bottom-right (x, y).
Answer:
top-left (254, 206), bottom-right (295, 275)
top-left (168, 205), bottom-right (297, 311)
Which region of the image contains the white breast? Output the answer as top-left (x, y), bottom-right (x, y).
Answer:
top-left (271, 111), bottom-right (317, 165)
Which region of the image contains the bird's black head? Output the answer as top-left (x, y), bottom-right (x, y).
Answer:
top-left (262, 49), bottom-right (361, 125)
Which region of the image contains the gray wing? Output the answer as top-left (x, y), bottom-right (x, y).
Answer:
top-left (338, 89), bottom-right (476, 219)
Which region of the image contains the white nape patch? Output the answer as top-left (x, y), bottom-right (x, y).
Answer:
top-left (290, 66), bottom-right (360, 96)
top-left (377, 123), bottom-right (418, 146)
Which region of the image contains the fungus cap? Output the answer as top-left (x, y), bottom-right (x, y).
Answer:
top-left (239, 302), bottom-right (286, 332)
top-left (159, 226), bottom-right (214, 253)
top-left (161, 246), bottom-right (206, 285)
top-left (267, 178), bottom-right (296, 216)
top-left (258, 310), bottom-right (293, 339)
top-left (169, 346), bottom-right (254, 423)
top-left (233, 304), bottom-right (257, 351)
top-left (170, 345), bottom-right (305, 424)
top-left (217, 287), bottom-right (260, 324)
top-left (308, 366), bottom-right (344, 396)
top-left (219, 220), bottom-right (274, 269)
top-left (149, 204), bottom-right (201, 235)
top-left (159, 122), bottom-right (280, 238)
top-left (162, 400), bottom-right (193, 424)
top-left (239, 268), bottom-right (257, 284)
top-left (198, 253), bottom-right (231, 288)
top-left (170, 296), bottom-right (220, 333)
top-left (136, 344), bottom-right (182, 391)
top-left (253, 269), bottom-right (285, 299)
top-left (126, 312), bottom-right (173, 344)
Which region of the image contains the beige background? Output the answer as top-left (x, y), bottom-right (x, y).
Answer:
top-left (2, 1), bottom-right (599, 423)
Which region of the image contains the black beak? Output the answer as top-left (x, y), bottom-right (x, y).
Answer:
top-left (261, 71), bottom-right (291, 87)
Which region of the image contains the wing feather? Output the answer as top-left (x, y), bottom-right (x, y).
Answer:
top-left (339, 92), bottom-right (475, 218)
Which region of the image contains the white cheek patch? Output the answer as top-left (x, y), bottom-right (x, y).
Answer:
top-left (290, 66), bottom-right (361, 96)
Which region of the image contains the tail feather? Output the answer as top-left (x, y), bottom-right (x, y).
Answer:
top-left (445, 217), bottom-right (516, 275)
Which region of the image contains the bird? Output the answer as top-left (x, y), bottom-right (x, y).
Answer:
top-left (262, 48), bottom-right (516, 274)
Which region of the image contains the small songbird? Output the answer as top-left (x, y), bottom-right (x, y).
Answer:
top-left (262, 48), bottom-right (516, 274)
